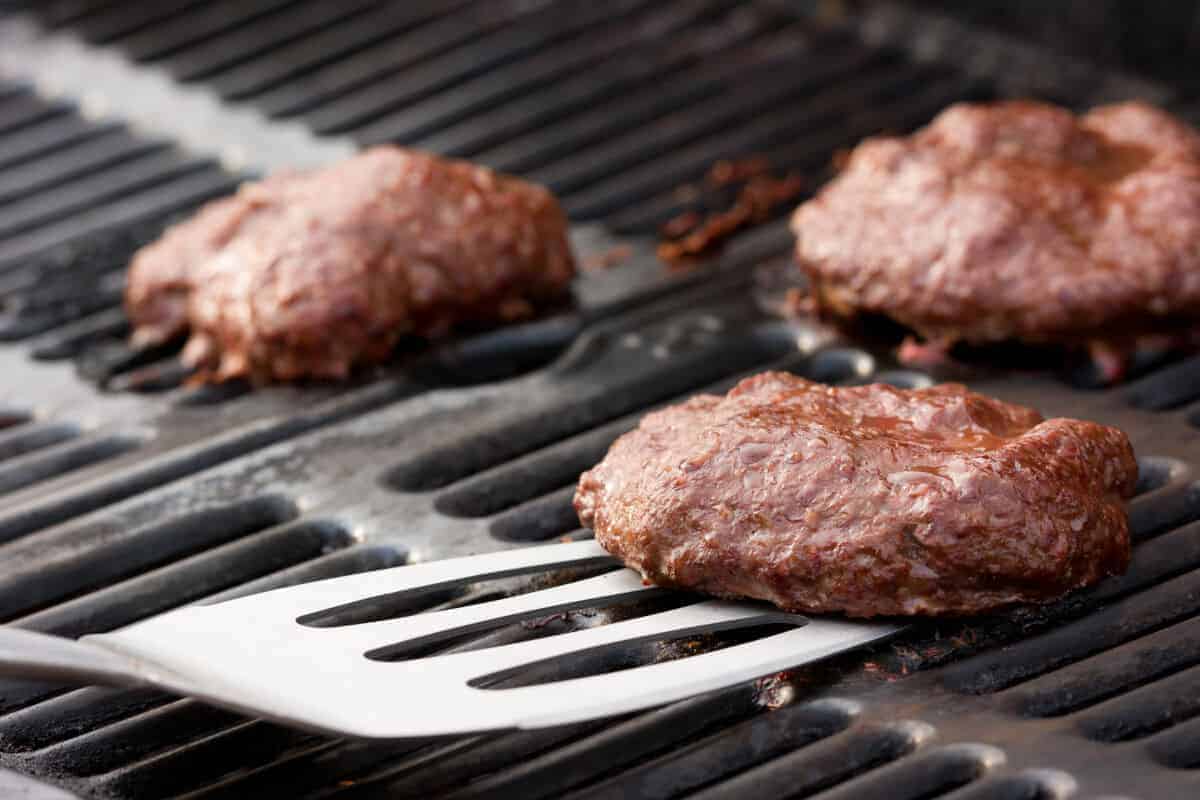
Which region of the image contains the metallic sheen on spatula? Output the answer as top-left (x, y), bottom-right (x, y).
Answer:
top-left (0, 540), bottom-right (899, 739)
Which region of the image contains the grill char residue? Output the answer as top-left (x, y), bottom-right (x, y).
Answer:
top-left (0, 1), bottom-right (1197, 798)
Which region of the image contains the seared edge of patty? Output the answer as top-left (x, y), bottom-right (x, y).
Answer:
top-left (575, 371), bottom-right (1136, 617)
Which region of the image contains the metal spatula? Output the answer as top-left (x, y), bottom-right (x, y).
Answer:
top-left (0, 541), bottom-right (900, 739)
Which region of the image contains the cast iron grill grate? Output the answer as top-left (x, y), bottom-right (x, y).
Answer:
top-left (0, 1), bottom-right (1196, 798)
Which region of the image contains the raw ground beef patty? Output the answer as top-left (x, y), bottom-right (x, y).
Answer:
top-left (574, 372), bottom-right (1137, 617)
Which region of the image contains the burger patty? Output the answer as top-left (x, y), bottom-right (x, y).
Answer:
top-left (574, 372), bottom-right (1136, 617)
top-left (791, 100), bottom-right (1200, 346)
top-left (125, 147), bottom-right (575, 382)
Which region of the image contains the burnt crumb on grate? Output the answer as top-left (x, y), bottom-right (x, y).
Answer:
top-left (580, 244), bottom-right (632, 271)
top-left (0, 409), bottom-right (31, 430)
top-left (657, 157), bottom-right (806, 268)
top-left (863, 627), bottom-right (990, 681)
top-left (753, 671), bottom-right (798, 709)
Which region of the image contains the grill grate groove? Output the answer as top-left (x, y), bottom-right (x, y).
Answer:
top-left (164, 0), bottom-right (380, 84)
top-left (559, 57), bottom-right (930, 217)
top-left (0, 422), bottom-right (80, 465)
top-left (605, 73), bottom-right (984, 234)
top-left (0, 508), bottom-right (400, 795)
top-left (1076, 665), bottom-right (1200, 744)
top-left (34, 1), bottom-right (125, 30)
top-left (0, 686), bottom-right (169, 754)
top-left (687, 723), bottom-right (926, 800)
top-left (0, 95), bottom-right (71, 138)
top-left (347, 0), bottom-right (738, 146)
top-left (204, 2), bottom-right (475, 101)
top-left (1011, 616), bottom-right (1200, 721)
top-left (114, 0), bottom-right (303, 64)
top-left (93, 718), bottom-right (328, 798)
top-left (470, 27), bottom-right (819, 176)
top-left (412, 6), bottom-right (775, 160)
top-left (70, 0), bottom-right (216, 45)
top-left (804, 744), bottom-right (1001, 800)
top-left (0, 433), bottom-right (142, 499)
top-left (548, 699), bottom-right (852, 800)
top-left (0, 116), bottom-right (119, 172)
top-left (303, 0), bottom-right (665, 137)
top-left (0, 148), bottom-right (215, 242)
top-left (0, 496), bottom-right (301, 626)
top-left (942, 567), bottom-right (1200, 696)
top-left (250, 0), bottom-right (555, 120)
top-left (527, 44), bottom-right (885, 197)
top-left (1147, 716), bottom-right (1200, 769)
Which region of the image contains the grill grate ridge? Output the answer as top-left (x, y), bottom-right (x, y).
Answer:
top-left (410, 6), bottom-right (776, 160)
top-left (0, 94), bottom-right (72, 138)
top-left (0, 131), bottom-right (169, 208)
top-left (203, 1), bottom-right (475, 101)
top-left (69, 0), bottom-right (216, 45)
top-left (344, 0), bottom-right (736, 146)
top-left (0, 115), bottom-right (118, 172)
top-left (1075, 665), bottom-right (1200, 744)
top-left (34, 0), bottom-right (126, 30)
top-left (802, 743), bottom-right (1003, 800)
top-left (0, 422), bottom-right (80, 466)
top-left (0, 168), bottom-right (240, 271)
top-left (0, 148), bottom-right (216, 242)
top-left (1146, 716), bottom-right (1200, 769)
top-left (249, 0), bottom-right (557, 120)
top-left (302, 0), bottom-right (666, 137)
top-left (942, 564), bottom-right (1200, 695)
top-left (0, 433), bottom-right (142, 499)
top-left (0, 496), bottom-right (301, 625)
top-left (114, 0), bottom-right (303, 64)
top-left (686, 723), bottom-right (927, 800)
top-left (524, 44), bottom-right (885, 197)
top-left (547, 699), bottom-right (852, 800)
top-left (380, 312), bottom-right (801, 492)
top-left (1011, 616), bottom-right (1200, 721)
top-left (164, 0), bottom-right (380, 84)
top-left (605, 73), bottom-right (982, 234)
top-left (468, 26), bottom-right (821, 176)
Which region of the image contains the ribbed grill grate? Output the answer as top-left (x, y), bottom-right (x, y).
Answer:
top-left (0, 1), bottom-right (1196, 798)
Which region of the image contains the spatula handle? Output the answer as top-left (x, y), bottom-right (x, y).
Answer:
top-left (0, 626), bottom-right (145, 687)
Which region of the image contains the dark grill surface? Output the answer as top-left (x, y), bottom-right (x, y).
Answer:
top-left (0, 1), bottom-right (1196, 798)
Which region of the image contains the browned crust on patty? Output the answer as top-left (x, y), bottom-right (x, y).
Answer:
top-left (125, 147), bottom-right (575, 383)
top-left (791, 100), bottom-right (1200, 346)
top-left (575, 371), bottom-right (1136, 617)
